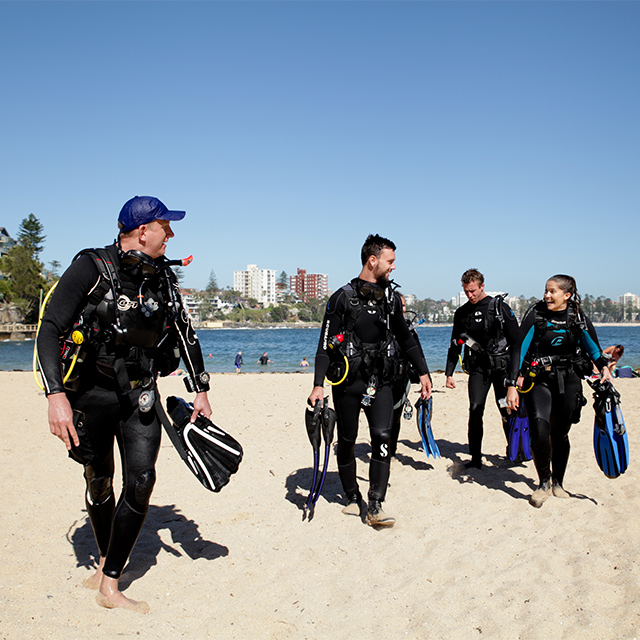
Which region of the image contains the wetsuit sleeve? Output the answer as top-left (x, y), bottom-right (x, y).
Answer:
top-left (167, 270), bottom-right (209, 392)
top-left (313, 290), bottom-right (347, 387)
top-left (581, 314), bottom-right (608, 372)
top-left (508, 306), bottom-right (536, 383)
top-left (445, 307), bottom-right (465, 377)
top-left (391, 296), bottom-right (429, 377)
top-left (36, 255), bottom-right (102, 396)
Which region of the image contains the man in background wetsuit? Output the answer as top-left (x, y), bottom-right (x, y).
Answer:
top-left (445, 269), bottom-right (519, 469)
top-left (38, 196), bottom-right (212, 613)
top-left (308, 234), bottom-right (432, 527)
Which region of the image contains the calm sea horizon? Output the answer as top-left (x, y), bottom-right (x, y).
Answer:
top-left (2, 325), bottom-right (640, 374)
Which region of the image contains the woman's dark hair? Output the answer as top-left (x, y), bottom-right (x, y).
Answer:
top-left (361, 234), bottom-right (396, 266)
top-left (548, 274), bottom-right (581, 312)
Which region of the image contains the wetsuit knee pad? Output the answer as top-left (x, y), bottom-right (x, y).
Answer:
top-left (86, 475), bottom-right (113, 505)
top-left (370, 429), bottom-right (392, 461)
top-left (134, 468), bottom-right (156, 505)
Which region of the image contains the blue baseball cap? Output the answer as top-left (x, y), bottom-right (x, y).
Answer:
top-left (118, 196), bottom-right (186, 233)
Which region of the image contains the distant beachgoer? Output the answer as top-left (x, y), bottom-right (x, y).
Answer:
top-left (235, 351), bottom-right (243, 373)
top-left (207, 353), bottom-right (213, 358)
top-left (603, 345), bottom-right (624, 372)
top-left (300, 357), bottom-right (310, 368)
top-left (257, 352), bottom-right (273, 365)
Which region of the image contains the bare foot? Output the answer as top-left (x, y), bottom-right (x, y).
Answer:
top-left (82, 557), bottom-right (106, 590)
top-left (529, 482), bottom-right (552, 508)
top-left (97, 576), bottom-right (150, 614)
top-left (552, 483), bottom-right (570, 499)
top-left (83, 573), bottom-right (101, 590)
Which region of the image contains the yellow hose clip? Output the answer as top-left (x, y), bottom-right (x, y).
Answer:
top-left (325, 354), bottom-right (349, 386)
top-left (517, 380), bottom-right (535, 394)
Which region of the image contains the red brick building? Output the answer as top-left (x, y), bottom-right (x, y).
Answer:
top-left (290, 268), bottom-right (329, 302)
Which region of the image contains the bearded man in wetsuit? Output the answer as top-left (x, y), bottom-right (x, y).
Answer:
top-left (445, 269), bottom-right (519, 469)
top-left (308, 234), bottom-right (431, 527)
top-left (38, 196), bottom-right (212, 613)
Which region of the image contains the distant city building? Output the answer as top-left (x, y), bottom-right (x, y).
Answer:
top-left (181, 292), bottom-right (202, 323)
top-left (0, 228), bottom-right (16, 256)
top-left (619, 293), bottom-right (639, 309)
top-left (619, 293), bottom-right (639, 321)
top-left (233, 264), bottom-right (277, 307)
top-left (290, 268), bottom-right (329, 302)
top-left (403, 293), bottom-right (417, 308)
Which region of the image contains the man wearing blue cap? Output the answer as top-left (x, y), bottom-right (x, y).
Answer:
top-left (38, 196), bottom-right (211, 613)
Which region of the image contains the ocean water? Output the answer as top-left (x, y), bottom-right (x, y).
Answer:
top-left (3, 325), bottom-right (640, 373)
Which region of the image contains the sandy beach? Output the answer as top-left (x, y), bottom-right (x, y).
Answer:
top-left (1, 370), bottom-right (639, 639)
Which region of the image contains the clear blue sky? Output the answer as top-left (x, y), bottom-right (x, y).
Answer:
top-left (1, 1), bottom-right (638, 301)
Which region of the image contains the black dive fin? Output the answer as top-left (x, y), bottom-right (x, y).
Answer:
top-left (305, 397), bottom-right (336, 513)
top-left (163, 396), bottom-right (243, 492)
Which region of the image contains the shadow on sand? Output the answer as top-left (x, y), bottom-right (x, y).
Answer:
top-left (67, 503), bottom-right (229, 590)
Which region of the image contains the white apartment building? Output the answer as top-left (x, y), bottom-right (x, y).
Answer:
top-left (619, 292), bottom-right (639, 309)
top-left (233, 264), bottom-right (277, 307)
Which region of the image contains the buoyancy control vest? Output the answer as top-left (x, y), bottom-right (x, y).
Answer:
top-left (326, 279), bottom-right (399, 385)
top-left (520, 301), bottom-right (593, 382)
top-left (61, 245), bottom-right (181, 393)
top-left (462, 294), bottom-right (511, 372)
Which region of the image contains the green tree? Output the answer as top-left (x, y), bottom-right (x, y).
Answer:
top-left (49, 259), bottom-right (62, 278)
top-left (206, 270), bottom-right (219, 294)
top-left (17, 213), bottom-right (46, 259)
top-left (0, 244), bottom-right (46, 322)
top-left (277, 271), bottom-right (288, 291)
top-left (270, 305), bottom-right (289, 323)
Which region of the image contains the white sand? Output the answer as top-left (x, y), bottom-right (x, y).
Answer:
top-left (1, 371), bottom-right (639, 639)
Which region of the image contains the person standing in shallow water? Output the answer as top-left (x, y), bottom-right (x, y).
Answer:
top-left (506, 274), bottom-right (611, 508)
top-left (235, 350), bottom-right (243, 373)
top-left (37, 196), bottom-right (212, 613)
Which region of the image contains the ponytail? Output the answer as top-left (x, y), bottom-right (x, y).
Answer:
top-left (549, 274), bottom-right (581, 315)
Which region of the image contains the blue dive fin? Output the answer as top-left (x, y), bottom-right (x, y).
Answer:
top-left (589, 378), bottom-right (629, 479)
top-left (415, 397), bottom-right (440, 459)
top-left (611, 404), bottom-right (629, 474)
top-left (594, 415), bottom-right (620, 479)
top-left (508, 405), bottom-right (532, 462)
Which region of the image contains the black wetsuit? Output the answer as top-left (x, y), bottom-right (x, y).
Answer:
top-left (508, 302), bottom-right (606, 488)
top-left (37, 243), bottom-right (208, 579)
top-left (314, 279), bottom-right (429, 504)
top-left (445, 295), bottom-right (519, 464)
